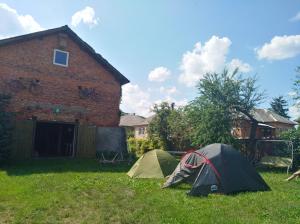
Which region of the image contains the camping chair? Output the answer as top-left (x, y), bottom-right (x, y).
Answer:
top-left (96, 150), bottom-right (133, 164)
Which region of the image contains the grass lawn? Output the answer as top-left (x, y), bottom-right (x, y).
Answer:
top-left (0, 159), bottom-right (299, 224)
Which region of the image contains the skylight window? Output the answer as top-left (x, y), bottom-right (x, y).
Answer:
top-left (53, 49), bottom-right (69, 67)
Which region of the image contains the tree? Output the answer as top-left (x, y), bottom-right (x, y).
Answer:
top-left (167, 108), bottom-right (191, 151)
top-left (193, 69), bottom-right (265, 157)
top-left (148, 102), bottom-right (173, 150)
top-left (0, 94), bottom-right (14, 163)
top-left (270, 96), bottom-right (290, 118)
top-left (148, 102), bottom-right (191, 151)
top-left (187, 100), bottom-right (235, 147)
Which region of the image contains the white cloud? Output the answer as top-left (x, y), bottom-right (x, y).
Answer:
top-left (178, 36), bottom-right (232, 87)
top-left (289, 104), bottom-right (300, 120)
top-left (173, 98), bottom-right (189, 107)
top-left (0, 3), bottom-right (42, 39)
top-left (290, 12), bottom-right (300, 22)
top-left (288, 90), bottom-right (300, 120)
top-left (121, 83), bottom-right (153, 117)
top-left (154, 96), bottom-right (188, 108)
top-left (159, 86), bottom-right (178, 95)
top-left (288, 91), bottom-right (297, 97)
top-left (71, 6), bottom-right (99, 28)
top-left (228, 58), bottom-right (252, 73)
top-left (256, 35), bottom-right (300, 60)
top-left (121, 83), bottom-right (187, 117)
top-left (148, 66), bottom-right (171, 82)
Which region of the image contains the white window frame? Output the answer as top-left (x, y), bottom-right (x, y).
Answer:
top-left (138, 127), bottom-right (145, 135)
top-left (53, 49), bottom-right (69, 67)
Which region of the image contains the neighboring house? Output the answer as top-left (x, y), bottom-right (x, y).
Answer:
top-left (0, 25), bottom-right (129, 159)
top-left (120, 109), bottom-right (296, 141)
top-left (119, 114), bottom-right (154, 139)
top-left (233, 109), bottom-right (297, 139)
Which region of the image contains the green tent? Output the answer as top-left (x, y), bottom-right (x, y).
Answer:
top-left (127, 149), bottom-right (178, 178)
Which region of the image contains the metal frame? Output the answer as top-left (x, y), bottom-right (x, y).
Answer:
top-left (256, 139), bottom-right (294, 173)
top-left (97, 151), bottom-right (132, 164)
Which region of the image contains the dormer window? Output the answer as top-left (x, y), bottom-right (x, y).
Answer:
top-left (53, 49), bottom-right (69, 67)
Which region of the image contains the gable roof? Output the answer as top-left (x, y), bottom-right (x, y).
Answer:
top-left (119, 114), bottom-right (154, 127)
top-left (119, 114), bottom-right (147, 127)
top-left (0, 25), bottom-right (129, 85)
top-left (251, 109), bottom-right (297, 125)
top-left (145, 115), bottom-right (155, 123)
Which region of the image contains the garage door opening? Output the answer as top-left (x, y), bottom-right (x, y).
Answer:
top-left (34, 121), bottom-right (76, 157)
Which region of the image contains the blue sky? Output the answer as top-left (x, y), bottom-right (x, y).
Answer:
top-left (1, 0), bottom-right (300, 117)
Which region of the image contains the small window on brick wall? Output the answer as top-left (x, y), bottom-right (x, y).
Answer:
top-left (53, 49), bottom-right (69, 67)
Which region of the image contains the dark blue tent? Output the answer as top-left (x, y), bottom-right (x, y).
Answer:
top-left (163, 143), bottom-right (270, 196)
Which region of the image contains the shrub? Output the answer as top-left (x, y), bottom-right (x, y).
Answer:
top-left (127, 137), bottom-right (164, 157)
top-left (125, 128), bottom-right (134, 138)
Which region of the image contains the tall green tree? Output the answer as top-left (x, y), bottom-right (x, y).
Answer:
top-left (0, 94), bottom-right (14, 163)
top-left (148, 102), bottom-right (191, 151)
top-left (187, 100), bottom-right (235, 147)
top-left (148, 102), bottom-right (173, 150)
top-left (192, 69), bottom-right (265, 156)
top-left (270, 96), bottom-right (290, 118)
top-left (167, 108), bottom-right (191, 151)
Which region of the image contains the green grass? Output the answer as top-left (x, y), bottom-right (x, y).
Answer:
top-left (0, 159), bottom-right (299, 224)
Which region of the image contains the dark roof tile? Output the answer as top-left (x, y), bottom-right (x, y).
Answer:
top-left (249, 109), bottom-right (297, 125)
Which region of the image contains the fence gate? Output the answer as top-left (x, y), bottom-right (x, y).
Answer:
top-left (76, 125), bottom-right (96, 158)
top-left (12, 120), bottom-right (34, 159)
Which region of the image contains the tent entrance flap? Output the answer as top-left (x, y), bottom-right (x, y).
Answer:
top-left (189, 164), bottom-right (222, 196)
top-left (185, 151), bottom-right (221, 180)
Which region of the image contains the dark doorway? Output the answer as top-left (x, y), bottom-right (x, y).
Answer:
top-left (34, 122), bottom-right (75, 157)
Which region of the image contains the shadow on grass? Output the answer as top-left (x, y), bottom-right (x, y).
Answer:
top-left (1, 158), bottom-right (132, 176)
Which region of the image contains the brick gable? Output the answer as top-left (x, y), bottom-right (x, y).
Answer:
top-left (0, 30), bottom-right (125, 126)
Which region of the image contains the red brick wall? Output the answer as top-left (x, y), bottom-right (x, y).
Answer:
top-left (265, 122), bottom-right (295, 136)
top-left (233, 120), bottom-right (293, 139)
top-left (0, 32), bottom-right (122, 126)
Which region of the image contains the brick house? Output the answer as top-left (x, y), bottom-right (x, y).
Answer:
top-left (0, 25), bottom-right (129, 159)
top-left (232, 109), bottom-right (297, 140)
